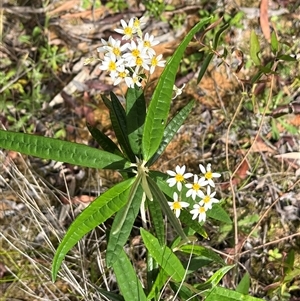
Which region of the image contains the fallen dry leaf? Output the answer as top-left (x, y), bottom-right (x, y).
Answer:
top-left (260, 0), bottom-right (270, 41)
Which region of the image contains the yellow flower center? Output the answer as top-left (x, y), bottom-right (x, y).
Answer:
top-left (199, 207), bottom-right (206, 213)
top-left (136, 57), bottom-right (143, 66)
top-left (205, 171), bottom-right (213, 180)
top-left (132, 49), bottom-right (140, 57)
top-left (175, 174), bottom-right (184, 182)
top-left (173, 202), bottom-right (182, 210)
top-left (203, 196), bottom-right (210, 204)
top-left (192, 183), bottom-right (200, 191)
top-left (113, 47), bottom-right (121, 56)
top-left (133, 18), bottom-right (140, 28)
top-left (151, 57), bottom-right (158, 67)
top-left (108, 61), bottom-right (117, 71)
top-left (124, 27), bottom-right (133, 37)
top-left (144, 41), bottom-right (151, 48)
top-left (119, 71), bottom-right (127, 78)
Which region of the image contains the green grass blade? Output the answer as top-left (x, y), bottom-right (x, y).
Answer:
top-left (147, 100), bottom-right (195, 167)
top-left (126, 87), bottom-right (146, 155)
top-left (140, 228), bottom-right (186, 282)
top-left (112, 249), bottom-right (147, 301)
top-left (142, 17), bottom-right (211, 161)
top-left (147, 176), bottom-right (189, 242)
top-left (87, 123), bottom-right (123, 156)
top-left (51, 177), bottom-right (135, 281)
top-left (0, 130), bottom-right (130, 170)
top-left (106, 180), bottom-right (143, 267)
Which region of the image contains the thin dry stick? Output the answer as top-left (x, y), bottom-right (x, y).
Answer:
top-left (240, 232), bottom-right (300, 257)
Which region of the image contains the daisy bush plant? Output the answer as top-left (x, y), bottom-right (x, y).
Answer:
top-left (0, 16), bottom-right (264, 301)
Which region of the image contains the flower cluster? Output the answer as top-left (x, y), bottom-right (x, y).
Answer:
top-left (97, 17), bottom-right (166, 89)
top-left (166, 164), bottom-right (221, 222)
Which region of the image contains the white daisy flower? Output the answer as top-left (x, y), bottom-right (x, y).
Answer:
top-left (102, 36), bottom-right (128, 59)
top-left (112, 65), bottom-right (130, 86)
top-left (124, 72), bottom-right (142, 88)
top-left (185, 174), bottom-right (208, 200)
top-left (199, 163), bottom-right (221, 187)
top-left (99, 53), bottom-right (124, 77)
top-left (132, 16), bottom-right (146, 37)
top-left (115, 18), bottom-right (135, 40)
top-left (199, 186), bottom-right (219, 210)
top-left (190, 203), bottom-right (207, 223)
top-left (166, 165), bottom-right (193, 191)
top-left (168, 192), bottom-right (189, 218)
top-left (138, 32), bottom-right (159, 57)
top-left (149, 54), bottom-right (166, 74)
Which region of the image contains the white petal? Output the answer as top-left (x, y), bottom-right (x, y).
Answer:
top-left (167, 170), bottom-right (176, 176)
top-left (199, 164), bottom-right (206, 174)
top-left (183, 172), bottom-right (193, 179)
top-left (180, 202), bottom-right (190, 208)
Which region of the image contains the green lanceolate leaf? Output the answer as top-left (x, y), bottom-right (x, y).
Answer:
top-left (212, 22), bottom-right (230, 50)
top-left (142, 17), bottom-right (212, 161)
top-left (0, 130), bottom-right (130, 170)
top-left (236, 272), bottom-right (250, 295)
top-left (102, 93), bottom-right (136, 162)
top-left (112, 249), bottom-right (147, 301)
top-left (147, 269), bottom-right (168, 300)
top-left (250, 30), bottom-right (261, 66)
top-left (147, 100), bottom-right (195, 167)
top-left (106, 180), bottom-right (143, 267)
top-left (179, 210), bottom-right (208, 239)
top-left (140, 228), bottom-right (186, 282)
top-left (204, 286), bottom-right (264, 301)
top-left (52, 177), bottom-right (135, 281)
top-left (87, 123), bottom-right (123, 156)
top-left (270, 31), bottom-right (279, 55)
top-left (170, 282), bottom-right (198, 301)
top-left (178, 245), bottom-right (225, 265)
top-left (206, 203), bottom-right (232, 224)
top-left (147, 198), bottom-right (165, 245)
top-left (96, 289), bottom-right (125, 301)
top-left (196, 265), bottom-right (234, 291)
top-left (146, 253), bottom-right (159, 295)
top-left (197, 22), bottom-right (229, 84)
top-left (197, 52), bottom-right (214, 84)
top-left (147, 176), bottom-right (189, 242)
top-left (126, 86), bottom-right (146, 155)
